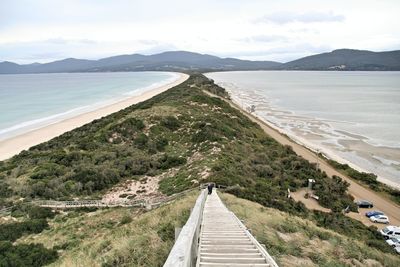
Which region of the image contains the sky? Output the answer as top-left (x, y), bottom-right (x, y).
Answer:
top-left (0, 0), bottom-right (399, 64)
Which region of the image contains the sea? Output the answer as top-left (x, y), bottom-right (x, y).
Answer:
top-left (0, 71), bottom-right (179, 141)
top-left (206, 71), bottom-right (400, 188)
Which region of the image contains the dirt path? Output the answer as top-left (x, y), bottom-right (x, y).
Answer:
top-left (204, 90), bottom-right (400, 227)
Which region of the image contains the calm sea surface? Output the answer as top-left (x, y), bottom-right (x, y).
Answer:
top-left (206, 71), bottom-right (400, 187)
top-left (0, 72), bottom-right (178, 140)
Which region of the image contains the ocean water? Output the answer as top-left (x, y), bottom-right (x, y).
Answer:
top-left (0, 72), bottom-right (179, 141)
top-left (206, 71), bottom-right (400, 188)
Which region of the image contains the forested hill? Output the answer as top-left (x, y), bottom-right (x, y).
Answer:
top-left (0, 51), bottom-right (281, 74)
top-left (280, 49), bottom-right (400, 70)
top-left (1, 49), bottom-right (399, 74)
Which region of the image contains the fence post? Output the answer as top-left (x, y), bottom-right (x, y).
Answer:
top-left (145, 200), bottom-right (152, 211)
top-left (175, 227), bottom-right (182, 241)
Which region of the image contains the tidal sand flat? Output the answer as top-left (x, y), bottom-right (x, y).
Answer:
top-left (0, 72), bottom-right (188, 160)
top-left (206, 71), bottom-right (400, 188)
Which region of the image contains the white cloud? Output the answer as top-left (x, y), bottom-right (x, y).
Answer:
top-left (237, 35), bottom-right (288, 43)
top-left (0, 0), bottom-right (399, 63)
top-left (253, 11), bottom-right (345, 24)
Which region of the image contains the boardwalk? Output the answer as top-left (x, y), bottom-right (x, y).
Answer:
top-left (196, 191), bottom-right (278, 267)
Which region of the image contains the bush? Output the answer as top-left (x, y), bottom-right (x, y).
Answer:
top-left (0, 241), bottom-right (58, 267)
top-left (120, 215), bottom-right (132, 225)
top-left (155, 138), bottom-right (168, 151)
top-left (0, 182), bottom-right (12, 197)
top-left (0, 219), bottom-right (49, 242)
top-left (161, 116), bottom-right (181, 131)
top-left (134, 133), bottom-right (149, 149)
top-left (158, 154), bottom-right (186, 170)
top-left (11, 204), bottom-right (55, 219)
top-left (30, 163), bottom-right (65, 180)
top-left (157, 222), bottom-right (175, 241)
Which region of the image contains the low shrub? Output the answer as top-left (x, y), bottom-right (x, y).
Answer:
top-left (120, 215), bottom-right (132, 225)
top-left (0, 219), bottom-right (49, 242)
top-left (0, 241), bottom-right (58, 267)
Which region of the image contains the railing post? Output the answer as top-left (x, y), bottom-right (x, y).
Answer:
top-left (175, 227), bottom-right (182, 241)
top-left (163, 189), bottom-right (207, 267)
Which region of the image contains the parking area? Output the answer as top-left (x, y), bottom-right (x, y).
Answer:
top-left (291, 188), bottom-right (392, 231)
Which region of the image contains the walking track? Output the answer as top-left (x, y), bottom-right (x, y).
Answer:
top-left (196, 191), bottom-right (278, 267)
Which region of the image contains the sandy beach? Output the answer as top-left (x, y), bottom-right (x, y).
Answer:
top-left (0, 73), bottom-right (188, 161)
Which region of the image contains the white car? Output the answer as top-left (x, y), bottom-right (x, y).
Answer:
top-left (370, 214), bottom-right (389, 224)
top-left (380, 225), bottom-right (400, 239)
top-left (396, 246), bottom-right (400, 254)
top-left (386, 237), bottom-right (400, 247)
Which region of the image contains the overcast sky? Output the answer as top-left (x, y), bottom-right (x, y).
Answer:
top-left (1, 0), bottom-right (399, 63)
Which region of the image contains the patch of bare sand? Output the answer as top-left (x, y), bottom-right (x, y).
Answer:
top-left (291, 188), bottom-right (330, 213)
top-left (102, 168), bottom-right (179, 203)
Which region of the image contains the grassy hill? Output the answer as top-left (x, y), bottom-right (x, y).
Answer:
top-left (221, 193), bottom-right (400, 266)
top-left (16, 192), bottom-right (198, 267)
top-left (7, 192), bottom-right (399, 267)
top-left (1, 74), bottom-right (398, 266)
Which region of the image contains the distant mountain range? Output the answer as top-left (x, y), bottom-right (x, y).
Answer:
top-left (1, 49), bottom-right (399, 74)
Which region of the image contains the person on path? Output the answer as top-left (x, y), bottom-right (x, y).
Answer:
top-left (207, 183), bottom-right (213, 195)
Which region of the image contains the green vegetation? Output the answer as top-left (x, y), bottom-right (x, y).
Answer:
top-left (221, 193), bottom-right (400, 267)
top-left (0, 242), bottom-right (58, 267)
top-left (0, 219), bottom-right (49, 242)
top-left (16, 192), bottom-right (197, 266)
top-left (0, 207), bottom-right (58, 266)
top-left (327, 159), bottom-right (400, 205)
top-left (0, 74), bottom-right (398, 266)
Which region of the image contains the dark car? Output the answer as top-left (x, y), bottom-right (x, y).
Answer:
top-left (355, 200), bottom-right (373, 208)
top-left (365, 210), bottom-right (384, 218)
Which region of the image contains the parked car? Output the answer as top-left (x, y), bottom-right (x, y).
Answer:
top-left (370, 214), bottom-right (389, 224)
top-left (365, 210), bottom-right (384, 218)
top-left (386, 237), bottom-right (400, 247)
top-left (380, 226), bottom-right (400, 239)
top-left (355, 200), bottom-right (373, 208)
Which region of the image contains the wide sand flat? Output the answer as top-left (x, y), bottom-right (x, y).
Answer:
top-left (0, 73), bottom-right (189, 161)
top-left (204, 90), bottom-right (400, 228)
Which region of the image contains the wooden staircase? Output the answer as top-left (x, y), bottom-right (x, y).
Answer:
top-left (196, 190), bottom-right (277, 267)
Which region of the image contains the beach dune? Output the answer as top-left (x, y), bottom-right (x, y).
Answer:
top-left (0, 73), bottom-right (189, 161)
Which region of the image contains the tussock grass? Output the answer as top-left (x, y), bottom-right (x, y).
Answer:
top-left (220, 192), bottom-right (400, 267)
top-left (18, 191), bottom-right (198, 267)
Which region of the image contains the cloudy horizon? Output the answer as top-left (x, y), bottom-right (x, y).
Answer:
top-left (1, 0), bottom-right (399, 64)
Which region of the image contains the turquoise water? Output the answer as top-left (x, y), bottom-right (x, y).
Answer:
top-left (206, 71), bottom-right (400, 187)
top-left (0, 72), bottom-right (178, 140)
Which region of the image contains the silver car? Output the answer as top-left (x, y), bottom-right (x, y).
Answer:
top-left (386, 237), bottom-right (400, 247)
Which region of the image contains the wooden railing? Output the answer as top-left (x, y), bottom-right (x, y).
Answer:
top-left (0, 187), bottom-right (199, 217)
top-left (163, 189), bottom-right (208, 267)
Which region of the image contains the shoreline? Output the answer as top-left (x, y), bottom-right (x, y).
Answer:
top-left (0, 73), bottom-right (189, 161)
top-left (203, 89), bottom-right (400, 227)
top-left (251, 111), bottom-right (400, 190)
top-left (227, 90), bottom-right (400, 189)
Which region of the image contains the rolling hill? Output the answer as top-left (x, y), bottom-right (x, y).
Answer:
top-left (1, 49), bottom-right (399, 74)
top-left (0, 51), bottom-right (281, 74)
top-left (280, 49), bottom-right (400, 70)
